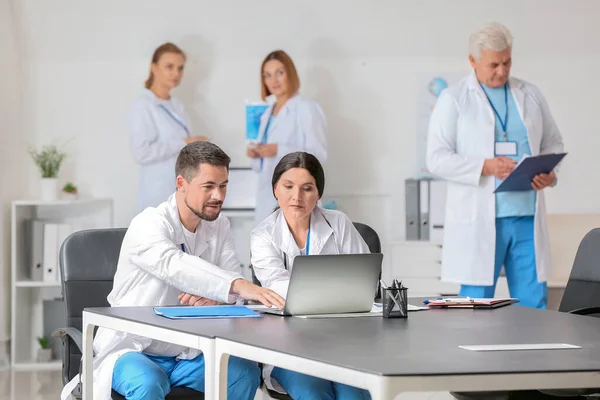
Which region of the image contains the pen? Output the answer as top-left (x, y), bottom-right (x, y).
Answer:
top-left (380, 279), bottom-right (389, 289)
top-left (423, 297), bottom-right (469, 305)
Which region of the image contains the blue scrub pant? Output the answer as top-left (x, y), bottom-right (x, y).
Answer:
top-left (459, 216), bottom-right (547, 309)
top-left (112, 352), bottom-right (260, 400)
top-left (272, 367), bottom-right (371, 400)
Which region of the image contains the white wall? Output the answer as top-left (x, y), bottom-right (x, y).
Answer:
top-left (0, 0), bottom-right (31, 340)
top-left (3, 1), bottom-right (600, 327)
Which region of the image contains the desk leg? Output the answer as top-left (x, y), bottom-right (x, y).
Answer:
top-left (201, 340), bottom-right (215, 400)
top-left (369, 377), bottom-right (396, 400)
top-left (82, 315), bottom-right (95, 400)
top-left (214, 341), bottom-right (230, 400)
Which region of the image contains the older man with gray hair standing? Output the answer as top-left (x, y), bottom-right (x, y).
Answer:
top-left (426, 22), bottom-right (564, 309)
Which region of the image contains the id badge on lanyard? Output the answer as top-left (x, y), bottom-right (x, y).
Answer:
top-left (495, 140), bottom-right (517, 156)
top-left (485, 83), bottom-right (517, 157)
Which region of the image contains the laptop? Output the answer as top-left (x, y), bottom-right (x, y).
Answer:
top-left (261, 253), bottom-right (383, 317)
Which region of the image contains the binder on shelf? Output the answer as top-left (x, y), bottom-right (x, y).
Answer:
top-left (42, 223), bottom-right (58, 283)
top-left (405, 178), bottom-right (447, 243)
top-left (56, 223), bottom-right (75, 282)
top-left (405, 179), bottom-right (421, 240)
top-left (419, 180), bottom-right (430, 240)
top-left (28, 220), bottom-right (45, 281)
top-left (429, 180), bottom-right (447, 244)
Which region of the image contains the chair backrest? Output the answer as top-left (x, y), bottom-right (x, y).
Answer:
top-left (352, 222), bottom-right (381, 254)
top-left (559, 228), bottom-right (600, 313)
top-left (59, 228), bottom-right (127, 382)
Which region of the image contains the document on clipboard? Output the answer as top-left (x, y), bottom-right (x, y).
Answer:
top-left (494, 153), bottom-right (567, 193)
top-left (424, 297), bottom-right (519, 309)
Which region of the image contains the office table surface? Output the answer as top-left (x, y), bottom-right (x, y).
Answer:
top-left (85, 304), bottom-right (600, 377)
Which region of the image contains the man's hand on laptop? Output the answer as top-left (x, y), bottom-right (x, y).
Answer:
top-left (230, 279), bottom-right (285, 310)
top-left (178, 293), bottom-right (222, 306)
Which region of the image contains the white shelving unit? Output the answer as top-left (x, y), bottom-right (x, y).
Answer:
top-left (10, 198), bottom-right (113, 371)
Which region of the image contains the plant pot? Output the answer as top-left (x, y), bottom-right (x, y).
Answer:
top-left (61, 191), bottom-right (78, 201)
top-left (40, 178), bottom-right (58, 201)
top-left (36, 348), bottom-right (52, 363)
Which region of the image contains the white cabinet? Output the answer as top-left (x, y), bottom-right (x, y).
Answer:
top-left (390, 240), bottom-right (510, 298)
top-left (10, 198), bottom-right (113, 371)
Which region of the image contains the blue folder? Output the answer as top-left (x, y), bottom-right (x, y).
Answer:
top-left (494, 153), bottom-right (567, 193)
top-left (153, 305), bottom-right (262, 319)
top-left (245, 104), bottom-right (269, 142)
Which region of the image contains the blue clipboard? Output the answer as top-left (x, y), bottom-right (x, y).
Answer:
top-left (494, 153), bottom-right (567, 193)
top-left (153, 305), bottom-right (262, 319)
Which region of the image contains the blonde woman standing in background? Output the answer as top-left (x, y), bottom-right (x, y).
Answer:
top-left (129, 42), bottom-right (207, 212)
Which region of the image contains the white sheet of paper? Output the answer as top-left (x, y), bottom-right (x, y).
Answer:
top-left (495, 141), bottom-right (517, 156)
top-left (459, 343), bottom-right (581, 351)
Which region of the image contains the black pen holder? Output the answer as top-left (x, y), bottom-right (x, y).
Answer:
top-left (381, 287), bottom-right (408, 318)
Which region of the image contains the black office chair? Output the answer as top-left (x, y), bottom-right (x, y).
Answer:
top-left (52, 228), bottom-right (204, 400)
top-left (250, 221), bottom-right (382, 400)
top-left (452, 228), bottom-right (600, 400)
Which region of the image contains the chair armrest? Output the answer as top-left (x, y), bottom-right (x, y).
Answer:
top-left (568, 307), bottom-right (600, 316)
top-left (53, 327), bottom-right (84, 353)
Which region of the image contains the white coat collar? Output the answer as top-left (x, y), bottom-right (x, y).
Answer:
top-left (260, 93), bottom-right (302, 133)
top-left (141, 88), bottom-right (173, 106)
top-left (273, 207), bottom-right (334, 257)
top-left (164, 194), bottom-right (217, 256)
top-left (467, 70), bottom-right (524, 90)
top-left (466, 70), bottom-right (526, 122)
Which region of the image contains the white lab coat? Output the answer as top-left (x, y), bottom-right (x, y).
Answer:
top-left (251, 94), bottom-right (327, 226)
top-left (129, 89), bottom-right (191, 212)
top-left (426, 71), bottom-right (564, 286)
top-left (78, 194), bottom-right (243, 400)
top-left (250, 206), bottom-right (369, 393)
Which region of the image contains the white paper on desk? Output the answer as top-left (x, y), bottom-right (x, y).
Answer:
top-left (459, 343), bottom-right (581, 352)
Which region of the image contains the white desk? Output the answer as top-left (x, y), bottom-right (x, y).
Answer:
top-left (211, 307), bottom-right (600, 400)
top-left (82, 305), bottom-right (600, 400)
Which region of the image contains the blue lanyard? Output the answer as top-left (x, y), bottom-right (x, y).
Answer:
top-left (181, 243), bottom-right (186, 253)
top-left (305, 228), bottom-right (311, 255)
top-left (259, 114), bottom-right (275, 171)
top-left (158, 104), bottom-right (189, 136)
top-left (261, 114), bottom-right (275, 144)
top-left (481, 83), bottom-right (508, 141)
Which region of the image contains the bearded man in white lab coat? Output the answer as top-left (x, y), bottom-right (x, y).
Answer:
top-left (427, 22), bottom-right (564, 309)
top-left (90, 141), bottom-right (285, 400)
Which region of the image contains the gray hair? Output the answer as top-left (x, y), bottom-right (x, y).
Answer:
top-left (469, 22), bottom-right (513, 61)
top-left (175, 141), bottom-right (230, 182)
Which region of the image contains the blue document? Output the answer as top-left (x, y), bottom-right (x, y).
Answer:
top-left (245, 104), bottom-right (269, 142)
top-left (153, 305), bottom-right (262, 319)
top-left (494, 153), bottom-right (567, 193)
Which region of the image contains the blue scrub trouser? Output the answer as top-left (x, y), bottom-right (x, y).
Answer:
top-left (112, 352), bottom-right (260, 400)
top-left (271, 367), bottom-right (371, 400)
top-left (459, 216), bottom-right (547, 309)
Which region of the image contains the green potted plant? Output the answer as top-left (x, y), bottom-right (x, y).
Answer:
top-left (62, 182), bottom-right (78, 200)
top-left (36, 336), bottom-right (52, 362)
top-left (29, 144), bottom-right (67, 201)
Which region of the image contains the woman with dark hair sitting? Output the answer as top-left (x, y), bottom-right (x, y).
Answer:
top-left (251, 151), bottom-right (371, 400)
